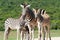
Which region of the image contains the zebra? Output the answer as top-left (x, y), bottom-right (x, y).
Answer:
top-left (4, 3), bottom-right (30, 40)
top-left (33, 8), bottom-right (51, 40)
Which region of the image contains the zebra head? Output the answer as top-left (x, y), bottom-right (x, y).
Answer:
top-left (33, 8), bottom-right (40, 18)
top-left (20, 3), bottom-right (30, 9)
top-left (20, 3), bottom-right (31, 15)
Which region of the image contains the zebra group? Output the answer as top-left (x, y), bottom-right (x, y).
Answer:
top-left (4, 3), bottom-right (51, 40)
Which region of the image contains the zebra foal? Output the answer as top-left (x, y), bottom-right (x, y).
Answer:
top-left (33, 8), bottom-right (51, 40)
top-left (4, 4), bottom-right (30, 40)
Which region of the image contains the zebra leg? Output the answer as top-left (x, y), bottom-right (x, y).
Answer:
top-left (45, 26), bottom-right (51, 40)
top-left (28, 24), bottom-right (32, 40)
top-left (4, 27), bottom-right (10, 40)
top-left (20, 31), bottom-right (23, 40)
top-left (25, 31), bottom-right (29, 40)
top-left (46, 26), bottom-right (49, 40)
top-left (48, 30), bottom-right (51, 40)
top-left (31, 29), bottom-right (34, 40)
top-left (37, 22), bottom-right (41, 40)
top-left (40, 24), bottom-right (45, 40)
top-left (47, 25), bottom-right (51, 40)
top-left (49, 31), bottom-right (51, 40)
top-left (24, 31), bottom-right (28, 40)
top-left (17, 29), bottom-right (19, 40)
top-left (24, 32), bottom-right (26, 40)
top-left (43, 27), bottom-right (46, 40)
top-left (43, 30), bottom-right (45, 40)
top-left (20, 31), bottom-right (24, 40)
top-left (46, 30), bottom-right (48, 40)
top-left (27, 30), bottom-right (30, 40)
top-left (28, 31), bottom-right (29, 40)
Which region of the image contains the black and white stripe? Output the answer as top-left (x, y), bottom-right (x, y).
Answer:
top-left (4, 4), bottom-right (31, 40)
top-left (40, 9), bottom-right (46, 14)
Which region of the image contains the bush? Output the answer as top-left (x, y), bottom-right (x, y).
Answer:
top-left (0, 0), bottom-right (60, 31)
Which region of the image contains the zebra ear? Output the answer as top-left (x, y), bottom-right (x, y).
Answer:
top-left (26, 5), bottom-right (30, 8)
top-left (32, 8), bottom-right (35, 12)
top-left (44, 11), bottom-right (46, 14)
top-left (20, 5), bottom-right (24, 8)
top-left (38, 9), bottom-right (40, 13)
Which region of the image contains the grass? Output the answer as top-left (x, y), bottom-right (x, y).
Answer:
top-left (34, 30), bottom-right (60, 38)
top-left (0, 30), bottom-right (60, 40)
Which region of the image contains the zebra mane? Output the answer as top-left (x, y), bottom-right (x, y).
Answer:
top-left (26, 8), bottom-right (35, 20)
top-left (37, 9), bottom-right (44, 22)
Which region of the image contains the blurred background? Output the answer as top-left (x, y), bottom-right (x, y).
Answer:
top-left (0, 0), bottom-right (60, 40)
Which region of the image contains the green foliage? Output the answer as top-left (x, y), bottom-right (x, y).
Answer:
top-left (0, 0), bottom-right (60, 31)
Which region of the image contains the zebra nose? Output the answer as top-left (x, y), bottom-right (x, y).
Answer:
top-left (35, 15), bottom-right (37, 18)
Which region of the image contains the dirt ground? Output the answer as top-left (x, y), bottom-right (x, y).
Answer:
top-left (34, 37), bottom-right (60, 40)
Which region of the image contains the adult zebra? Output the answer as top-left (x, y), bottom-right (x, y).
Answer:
top-left (33, 8), bottom-right (51, 40)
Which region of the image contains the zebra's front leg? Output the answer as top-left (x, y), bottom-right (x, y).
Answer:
top-left (17, 29), bottom-right (19, 40)
top-left (28, 24), bottom-right (32, 40)
top-left (31, 29), bottom-right (34, 40)
top-left (20, 31), bottom-right (24, 40)
top-left (37, 22), bottom-right (41, 40)
top-left (4, 28), bottom-right (10, 40)
top-left (38, 26), bottom-right (41, 40)
top-left (24, 31), bottom-right (29, 40)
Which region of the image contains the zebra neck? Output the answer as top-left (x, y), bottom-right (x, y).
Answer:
top-left (22, 8), bottom-right (26, 15)
top-left (19, 8), bottom-right (26, 21)
top-left (19, 14), bottom-right (25, 20)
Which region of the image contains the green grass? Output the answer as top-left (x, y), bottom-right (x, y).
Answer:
top-left (34, 30), bottom-right (60, 38)
top-left (50, 30), bottom-right (60, 37)
top-left (0, 30), bottom-right (60, 40)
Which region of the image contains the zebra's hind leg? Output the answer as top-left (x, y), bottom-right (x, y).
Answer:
top-left (47, 25), bottom-right (51, 40)
top-left (4, 27), bottom-right (10, 40)
top-left (43, 26), bottom-right (46, 40)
